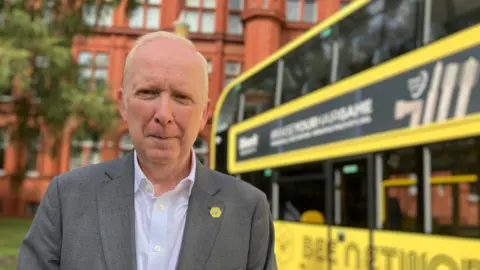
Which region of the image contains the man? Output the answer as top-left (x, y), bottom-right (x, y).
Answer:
top-left (17, 31), bottom-right (277, 270)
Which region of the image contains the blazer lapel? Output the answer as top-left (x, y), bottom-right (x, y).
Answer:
top-left (176, 161), bottom-right (224, 270)
top-left (97, 152), bottom-right (137, 270)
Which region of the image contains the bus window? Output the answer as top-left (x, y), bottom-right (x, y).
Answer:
top-left (241, 63), bottom-right (277, 121)
top-left (278, 178), bottom-right (325, 224)
top-left (383, 147), bottom-right (420, 232)
top-left (280, 32), bottom-right (333, 104)
top-left (428, 137), bottom-right (479, 238)
top-left (241, 171), bottom-right (272, 207)
top-left (214, 85), bottom-right (242, 174)
top-left (430, 0), bottom-right (480, 43)
top-left (378, 0), bottom-right (423, 61)
top-left (337, 0), bottom-right (422, 81)
top-left (334, 159), bottom-right (369, 229)
top-left (193, 137), bottom-right (208, 166)
top-left (216, 85), bottom-right (242, 134)
top-left (243, 103), bottom-right (263, 120)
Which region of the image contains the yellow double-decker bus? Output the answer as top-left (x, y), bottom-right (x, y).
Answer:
top-left (210, 0), bottom-right (479, 269)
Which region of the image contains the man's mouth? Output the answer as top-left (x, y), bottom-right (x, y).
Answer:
top-left (150, 135), bottom-right (175, 140)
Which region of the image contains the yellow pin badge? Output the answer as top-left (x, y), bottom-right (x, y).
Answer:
top-left (210, 206), bottom-right (222, 218)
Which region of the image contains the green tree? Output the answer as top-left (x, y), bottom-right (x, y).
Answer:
top-left (0, 0), bottom-right (137, 189)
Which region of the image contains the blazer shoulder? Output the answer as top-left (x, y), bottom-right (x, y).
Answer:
top-left (54, 156), bottom-right (126, 189)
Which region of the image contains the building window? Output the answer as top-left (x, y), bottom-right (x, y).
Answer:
top-left (227, 0), bottom-right (243, 35)
top-left (193, 137), bottom-right (208, 166)
top-left (118, 132), bottom-right (134, 157)
top-left (129, 0), bottom-right (162, 29)
top-left (0, 75), bottom-right (13, 102)
top-left (26, 131), bottom-right (41, 177)
top-left (0, 7), bottom-right (5, 27)
top-left (468, 182), bottom-right (479, 202)
top-left (82, 3), bottom-right (114, 27)
top-left (224, 60), bottom-right (241, 87)
top-left (69, 140), bottom-right (83, 170)
top-left (0, 127), bottom-right (7, 175)
top-left (184, 0), bottom-right (216, 34)
top-left (77, 51), bottom-right (109, 91)
top-left (286, 0), bottom-right (317, 23)
top-left (207, 59), bottom-right (213, 74)
top-left (26, 202), bottom-right (40, 216)
top-left (70, 131), bottom-right (102, 170)
top-left (31, 55), bottom-right (50, 102)
top-left (42, 0), bottom-right (55, 24)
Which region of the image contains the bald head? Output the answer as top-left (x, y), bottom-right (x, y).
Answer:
top-left (117, 33), bottom-right (212, 179)
top-left (122, 31), bottom-right (209, 104)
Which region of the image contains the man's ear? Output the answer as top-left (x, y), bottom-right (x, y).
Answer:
top-left (200, 98), bottom-right (211, 130)
top-left (117, 88), bottom-right (127, 121)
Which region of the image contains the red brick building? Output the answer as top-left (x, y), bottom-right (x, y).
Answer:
top-left (0, 0), bottom-right (348, 216)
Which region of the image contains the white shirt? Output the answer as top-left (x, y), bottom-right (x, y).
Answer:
top-left (133, 150), bottom-right (196, 270)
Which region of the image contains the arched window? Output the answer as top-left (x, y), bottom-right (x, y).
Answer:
top-left (70, 130), bottom-right (102, 170)
top-left (193, 137), bottom-right (208, 166)
top-left (26, 128), bottom-right (41, 177)
top-left (119, 132), bottom-right (134, 157)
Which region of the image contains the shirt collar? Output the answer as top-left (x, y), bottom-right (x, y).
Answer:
top-left (133, 149), bottom-right (197, 195)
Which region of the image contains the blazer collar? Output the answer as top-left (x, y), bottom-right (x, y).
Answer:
top-left (96, 151), bottom-right (136, 270)
top-left (102, 149), bottom-right (220, 197)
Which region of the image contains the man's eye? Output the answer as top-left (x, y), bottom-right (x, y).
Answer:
top-left (174, 94), bottom-right (187, 99)
top-left (173, 94), bottom-right (192, 104)
top-left (138, 90), bottom-right (157, 97)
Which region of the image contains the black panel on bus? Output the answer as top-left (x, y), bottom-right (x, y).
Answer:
top-left (215, 130), bottom-right (229, 175)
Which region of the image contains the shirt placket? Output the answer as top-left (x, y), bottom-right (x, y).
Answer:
top-left (147, 190), bottom-right (170, 270)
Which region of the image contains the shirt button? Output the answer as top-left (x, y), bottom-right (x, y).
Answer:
top-left (154, 245), bottom-right (161, 252)
top-left (145, 185), bottom-right (152, 192)
top-left (156, 202), bottom-right (164, 211)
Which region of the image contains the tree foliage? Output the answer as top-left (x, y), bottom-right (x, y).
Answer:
top-left (0, 0), bottom-right (137, 187)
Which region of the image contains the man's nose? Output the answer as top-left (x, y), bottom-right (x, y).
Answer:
top-left (153, 93), bottom-right (173, 126)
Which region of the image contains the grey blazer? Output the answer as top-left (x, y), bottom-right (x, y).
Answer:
top-left (17, 152), bottom-right (277, 270)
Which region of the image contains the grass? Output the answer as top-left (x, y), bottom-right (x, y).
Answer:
top-left (0, 218), bottom-right (31, 270)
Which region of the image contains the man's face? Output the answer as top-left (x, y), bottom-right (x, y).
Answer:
top-left (118, 38), bottom-right (210, 165)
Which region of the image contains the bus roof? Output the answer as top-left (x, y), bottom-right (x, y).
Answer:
top-left (211, 0), bottom-right (370, 131)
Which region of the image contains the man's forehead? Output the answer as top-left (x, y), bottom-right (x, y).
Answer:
top-left (123, 36), bottom-right (208, 101)
top-left (134, 38), bottom-right (198, 61)
top-left (126, 41), bottom-right (203, 75)
top-left (130, 44), bottom-right (204, 75)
